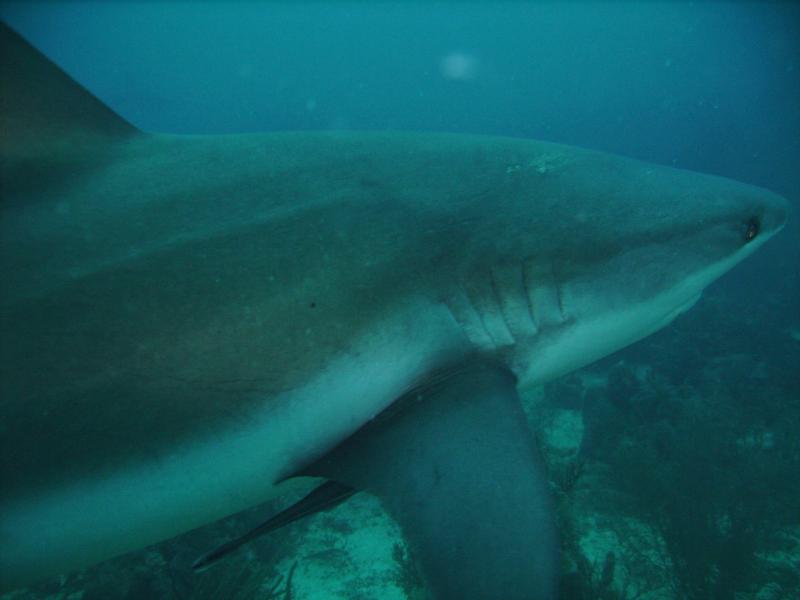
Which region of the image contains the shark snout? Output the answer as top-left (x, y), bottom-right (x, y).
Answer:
top-left (759, 190), bottom-right (790, 237)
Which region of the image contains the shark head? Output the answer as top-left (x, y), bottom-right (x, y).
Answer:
top-left (441, 145), bottom-right (789, 387)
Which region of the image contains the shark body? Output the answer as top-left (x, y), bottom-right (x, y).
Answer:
top-left (0, 23), bottom-right (788, 597)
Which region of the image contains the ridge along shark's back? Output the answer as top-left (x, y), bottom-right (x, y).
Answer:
top-left (0, 21), bottom-right (788, 598)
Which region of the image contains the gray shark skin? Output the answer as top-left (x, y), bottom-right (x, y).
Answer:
top-left (0, 22), bottom-right (788, 595)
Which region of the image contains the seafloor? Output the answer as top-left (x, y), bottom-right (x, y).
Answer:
top-left (4, 289), bottom-right (798, 600)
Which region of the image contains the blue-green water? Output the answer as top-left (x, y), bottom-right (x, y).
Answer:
top-left (1, 2), bottom-right (798, 599)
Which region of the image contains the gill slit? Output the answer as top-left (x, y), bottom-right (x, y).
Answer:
top-left (549, 259), bottom-right (567, 322)
top-left (521, 260), bottom-right (538, 333)
top-left (489, 268), bottom-right (514, 345)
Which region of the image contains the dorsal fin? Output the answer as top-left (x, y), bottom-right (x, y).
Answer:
top-left (0, 22), bottom-right (139, 196)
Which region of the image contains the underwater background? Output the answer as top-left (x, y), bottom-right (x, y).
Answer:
top-left (1, 2), bottom-right (798, 599)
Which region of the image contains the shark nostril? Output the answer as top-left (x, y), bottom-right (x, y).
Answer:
top-left (743, 217), bottom-right (760, 243)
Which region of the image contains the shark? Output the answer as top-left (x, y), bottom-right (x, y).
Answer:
top-left (0, 21), bottom-right (789, 599)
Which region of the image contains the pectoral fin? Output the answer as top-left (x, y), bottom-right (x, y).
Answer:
top-left (194, 361), bottom-right (558, 599)
top-left (309, 361), bottom-right (558, 600)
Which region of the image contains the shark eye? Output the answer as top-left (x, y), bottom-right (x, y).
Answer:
top-left (743, 217), bottom-right (760, 243)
